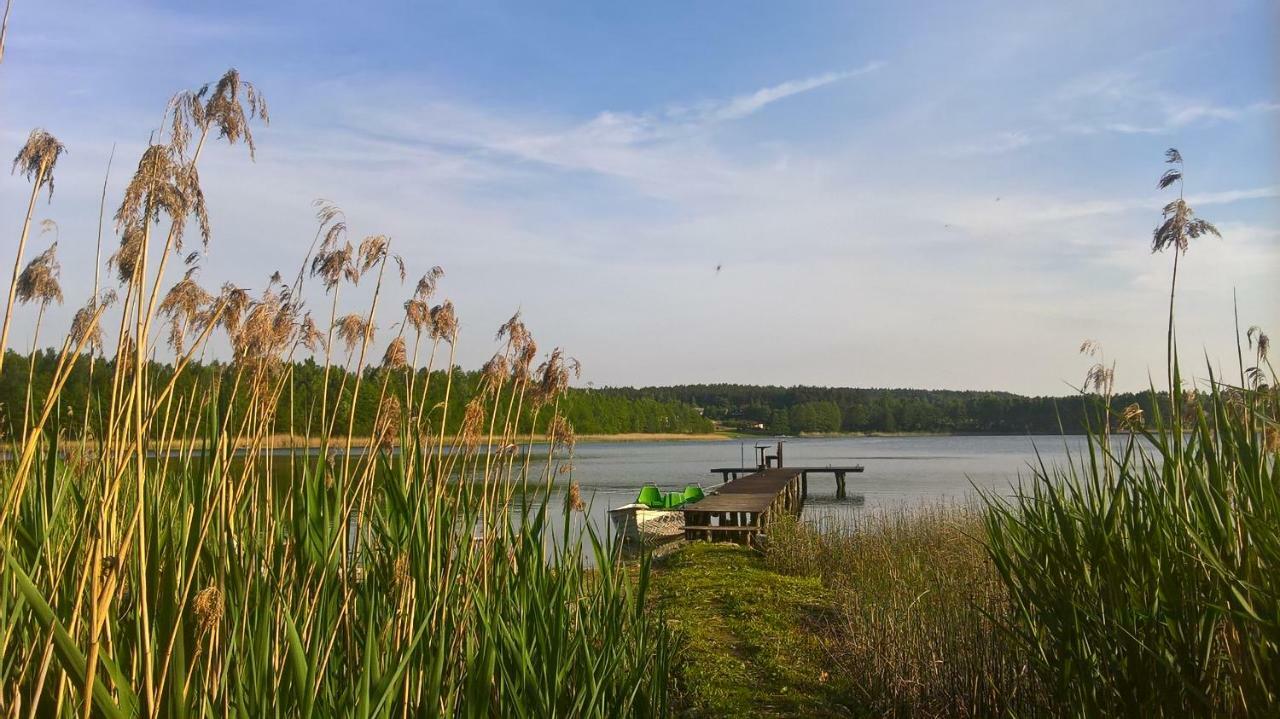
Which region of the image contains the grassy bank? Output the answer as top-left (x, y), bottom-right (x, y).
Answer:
top-left (652, 506), bottom-right (1039, 718)
top-left (649, 543), bottom-right (853, 718)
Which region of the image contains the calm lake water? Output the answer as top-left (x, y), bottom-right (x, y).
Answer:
top-left (532, 435), bottom-right (1099, 543)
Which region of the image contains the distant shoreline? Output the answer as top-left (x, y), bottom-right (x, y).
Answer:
top-left (11, 430), bottom-right (1111, 452)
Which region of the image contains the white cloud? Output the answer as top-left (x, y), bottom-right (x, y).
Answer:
top-left (1051, 71), bottom-right (1279, 136)
top-left (702, 63), bottom-right (885, 122)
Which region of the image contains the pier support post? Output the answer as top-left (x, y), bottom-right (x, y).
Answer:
top-left (835, 471), bottom-right (846, 499)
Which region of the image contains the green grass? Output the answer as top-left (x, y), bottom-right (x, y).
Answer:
top-left (649, 543), bottom-right (856, 719)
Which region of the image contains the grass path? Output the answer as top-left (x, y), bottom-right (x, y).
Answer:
top-left (649, 543), bottom-right (861, 718)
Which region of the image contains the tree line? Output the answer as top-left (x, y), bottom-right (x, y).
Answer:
top-left (595, 384), bottom-right (1167, 434)
top-left (0, 350), bottom-right (714, 439)
top-left (5, 351), bottom-right (1171, 439)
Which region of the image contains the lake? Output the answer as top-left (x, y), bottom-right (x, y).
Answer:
top-left (529, 434), bottom-right (1100, 544)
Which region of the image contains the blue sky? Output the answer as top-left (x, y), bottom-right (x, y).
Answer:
top-left (1, 0), bottom-right (1276, 394)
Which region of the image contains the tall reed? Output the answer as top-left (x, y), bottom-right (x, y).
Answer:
top-left (982, 149), bottom-right (1278, 717)
top-left (0, 70), bottom-right (671, 718)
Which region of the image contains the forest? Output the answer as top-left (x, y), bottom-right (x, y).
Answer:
top-left (0, 350), bottom-right (715, 438)
top-left (598, 383), bottom-right (1168, 435)
top-left (3, 350), bottom-right (1168, 439)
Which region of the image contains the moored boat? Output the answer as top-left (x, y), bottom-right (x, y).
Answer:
top-left (609, 484), bottom-right (707, 545)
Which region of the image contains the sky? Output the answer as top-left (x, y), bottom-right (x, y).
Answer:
top-left (1, 0), bottom-right (1277, 395)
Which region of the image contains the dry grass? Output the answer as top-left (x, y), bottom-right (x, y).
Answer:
top-left (765, 505), bottom-right (1042, 718)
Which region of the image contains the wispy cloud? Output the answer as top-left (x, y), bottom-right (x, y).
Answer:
top-left (1030, 186), bottom-right (1280, 222)
top-left (494, 63), bottom-right (884, 165)
top-left (698, 63), bottom-right (885, 122)
top-left (1053, 70), bottom-right (1279, 136)
top-left (951, 71), bottom-right (1279, 156)
top-left (323, 64), bottom-right (883, 201)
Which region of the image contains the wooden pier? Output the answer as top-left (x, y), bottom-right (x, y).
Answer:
top-left (709, 465), bottom-right (864, 498)
top-left (682, 468), bottom-right (805, 544)
top-left (680, 441), bottom-right (867, 544)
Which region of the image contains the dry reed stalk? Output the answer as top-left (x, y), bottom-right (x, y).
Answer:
top-left (3, 129), bottom-right (64, 374)
top-left (0, 0), bottom-right (12, 65)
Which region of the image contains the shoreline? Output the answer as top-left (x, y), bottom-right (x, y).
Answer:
top-left (7, 430), bottom-right (1112, 452)
top-left (9, 431), bottom-right (739, 452)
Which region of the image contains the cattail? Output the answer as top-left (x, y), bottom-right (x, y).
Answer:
top-left (381, 336), bottom-right (407, 370)
top-left (16, 243), bottom-right (63, 308)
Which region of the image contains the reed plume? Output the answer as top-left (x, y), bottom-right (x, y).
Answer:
top-left (567, 482), bottom-right (586, 512)
top-left (158, 274), bottom-right (213, 353)
top-left (168, 68), bottom-right (269, 161)
top-left (3, 129), bottom-right (66, 372)
top-left (70, 295), bottom-right (110, 356)
top-left (335, 313), bottom-right (371, 357)
top-left (1152, 148), bottom-right (1219, 393)
top-left (381, 336), bottom-right (407, 370)
top-left (0, 70), bottom-right (673, 719)
top-left (429, 301), bottom-right (458, 343)
top-left (15, 242), bottom-right (63, 310)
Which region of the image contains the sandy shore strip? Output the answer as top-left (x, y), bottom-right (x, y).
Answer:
top-left (14, 431), bottom-right (736, 452)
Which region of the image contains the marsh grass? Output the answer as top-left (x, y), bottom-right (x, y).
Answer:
top-left (766, 505), bottom-right (1039, 718)
top-left (0, 70), bottom-right (672, 717)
